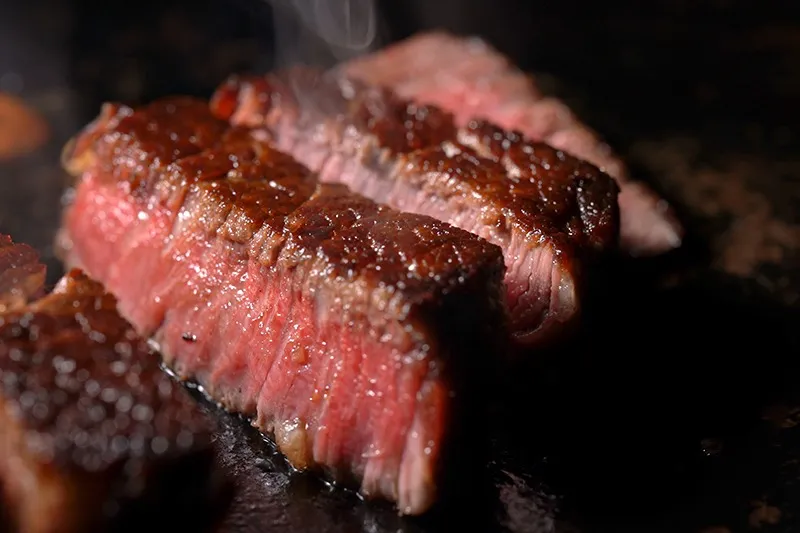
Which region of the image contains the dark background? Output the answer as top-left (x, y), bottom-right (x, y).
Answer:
top-left (0, 0), bottom-right (799, 531)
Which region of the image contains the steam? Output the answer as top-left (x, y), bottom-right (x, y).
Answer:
top-left (265, 0), bottom-right (382, 70)
top-left (293, 0), bottom-right (377, 54)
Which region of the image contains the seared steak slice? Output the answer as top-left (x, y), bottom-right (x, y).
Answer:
top-left (340, 31), bottom-right (684, 257)
top-left (0, 234), bottom-right (45, 312)
top-left (211, 70), bottom-right (619, 345)
top-left (0, 267), bottom-right (220, 533)
top-left (59, 98), bottom-right (507, 515)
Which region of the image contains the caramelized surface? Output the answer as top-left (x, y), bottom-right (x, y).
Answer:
top-left (63, 98), bottom-right (506, 316)
top-left (0, 265), bottom-right (221, 533)
top-left (457, 120), bottom-right (620, 251)
top-left (59, 97), bottom-right (508, 515)
top-left (211, 69), bottom-right (619, 262)
top-left (212, 69), bottom-right (619, 256)
top-left (210, 69), bottom-right (617, 344)
top-left (0, 269), bottom-right (213, 472)
top-left (339, 31), bottom-right (681, 256)
top-left (0, 234), bottom-right (45, 313)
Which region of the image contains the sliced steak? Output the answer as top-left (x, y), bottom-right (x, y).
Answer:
top-left (340, 31), bottom-right (684, 257)
top-left (0, 234), bottom-right (45, 313)
top-left (0, 265), bottom-right (222, 533)
top-left (59, 98), bottom-right (507, 515)
top-left (210, 69), bottom-right (619, 345)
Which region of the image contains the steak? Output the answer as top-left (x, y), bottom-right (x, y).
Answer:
top-left (0, 262), bottom-right (222, 533)
top-left (210, 69), bottom-right (619, 345)
top-left (340, 31), bottom-right (684, 257)
top-left (58, 98), bottom-right (507, 515)
top-left (0, 234), bottom-right (45, 313)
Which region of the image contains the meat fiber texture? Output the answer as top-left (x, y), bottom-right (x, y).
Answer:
top-left (211, 68), bottom-right (620, 347)
top-left (0, 248), bottom-right (219, 533)
top-left (58, 98), bottom-right (508, 516)
top-left (340, 31), bottom-right (684, 257)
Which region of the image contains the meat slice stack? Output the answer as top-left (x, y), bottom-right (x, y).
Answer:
top-left (59, 98), bottom-right (507, 515)
top-left (340, 31), bottom-right (684, 257)
top-left (52, 30), bottom-right (680, 517)
top-left (0, 236), bottom-right (221, 533)
top-left (211, 68), bottom-right (620, 346)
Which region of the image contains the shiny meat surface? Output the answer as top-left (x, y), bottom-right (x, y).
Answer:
top-left (0, 268), bottom-right (220, 533)
top-left (59, 98), bottom-right (507, 515)
top-left (0, 234), bottom-right (45, 313)
top-left (340, 31), bottom-right (683, 257)
top-left (62, 98), bottom-right (504, 316)
top-left (210, 69), bottom-right (618, 345)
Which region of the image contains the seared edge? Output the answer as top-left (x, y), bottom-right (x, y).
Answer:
top-left (0, 268), bottom-right (218, 533)
top-left (59, 98), bottom-right (508, 515)
top-left (211, 70), bottom-right (618, 256)
top-left (0, 234), bottom-right (46, 313)
top-left (339, 31), bottom-right (682, 256)
top-left (210, 70), bottom-right (619, 343)
top-left (61, 97), bottom-right (506, 325)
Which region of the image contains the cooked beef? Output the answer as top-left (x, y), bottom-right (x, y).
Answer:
top-left (340, 31), bottom-right (684, 257)
top-left (0, 234), bottom-right (45, 313)
top-left (210, 69), bottom-right (619, 345)
top-left (58, 98), bottom-right (507, 515)
top-left (0, 266), bottom-right (222, 533)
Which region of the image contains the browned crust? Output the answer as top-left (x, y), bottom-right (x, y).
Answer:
top-left (210, 69), bottom-right (620, 261)
top-left (61, 98), bottom-right (507, 321)
top-left (457, 120), bottom-right (620, 253)
top-left (59, 100), bottom-right (509, 517)
top-left (338, 31), bottom-right (681, 257)
top-left (0, 269), bottom-right (216, 531)
top-left (0, 268), bottom-right (214, 467)
top-left (0, 234), bottom-right (46, 313)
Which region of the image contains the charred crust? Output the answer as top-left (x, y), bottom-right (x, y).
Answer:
top-left (0, 267), bottom-right (225, 533)
top-left (0, 235), bottom-right (46, 312)
top-left (61, 97), bottom-right (507, 323)
top-left (211, 69), bottom-right (620, 259)
top-left (0, 269), bottom-right (214, 472)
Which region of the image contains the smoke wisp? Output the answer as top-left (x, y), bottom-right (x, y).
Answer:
top-left (266, 0), bottom-right (382, 70)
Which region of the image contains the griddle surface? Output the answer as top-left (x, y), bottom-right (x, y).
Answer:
top-left (0, 1), bottom-right (798, 531)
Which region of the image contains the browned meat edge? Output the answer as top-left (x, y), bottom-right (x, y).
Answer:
top-left (0, 266), bottom-right (224, 533)
top-left (58, 97), bottom-right (508, 515)
top-left (0, 234), bottom-right (45, 313)
top-left (340, 31), bottom-right (683, 256)
top-left (210, 68), bottom-right (619, 346)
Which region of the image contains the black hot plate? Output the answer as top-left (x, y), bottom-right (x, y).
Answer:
top-left (0, 1), bottom-right (799, 531)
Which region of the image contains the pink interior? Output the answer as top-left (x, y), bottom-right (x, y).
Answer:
top-left (61, 175), bottom-right (449, 515)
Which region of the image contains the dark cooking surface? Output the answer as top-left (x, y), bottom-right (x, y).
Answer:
top-left (0, 0), bottom-right (798, 531)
